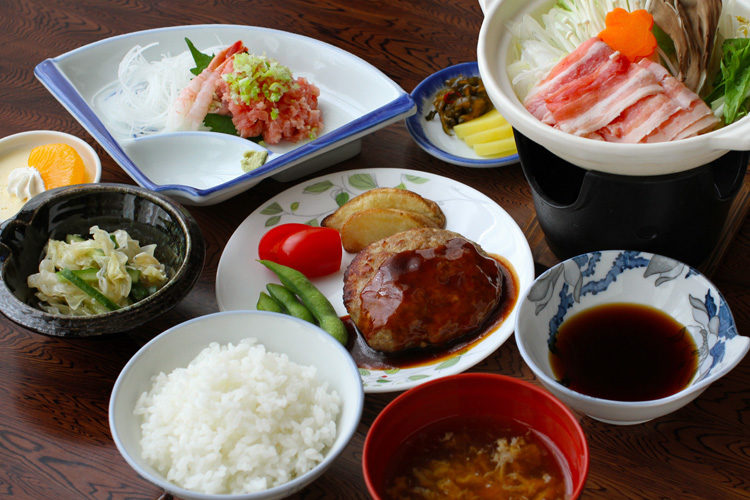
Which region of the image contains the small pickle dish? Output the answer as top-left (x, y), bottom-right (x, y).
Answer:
top-left (0, 183), bottom-right (205, 336)
top-left (515, 250), bottom-right (749, 425)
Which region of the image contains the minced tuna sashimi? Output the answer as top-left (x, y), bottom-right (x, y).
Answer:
top-left (220, 53), bottom-right (322, 144)
top-left (166, 41), bottom-right (322, 145)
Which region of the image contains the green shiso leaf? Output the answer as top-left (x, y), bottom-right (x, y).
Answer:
top-left (185, 38), bottom-right (214, 76)
top-left (202, 113), bottom-right (238, 135)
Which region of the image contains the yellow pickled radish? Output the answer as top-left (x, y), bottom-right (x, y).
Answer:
top-left (453, 109), bottom-right (508, 139)
top-left (452, 108), bottom-right (517, 158)
top-left (464, 122), bottom-right (513, 146)
top-left (474, 137), bottom-right (517, 157)
top-left (28, 143), bottom-right (88, 190)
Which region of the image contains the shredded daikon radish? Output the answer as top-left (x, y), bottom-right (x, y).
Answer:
top-left (507, 0), bottom-right (647, 100)
top-left (93, 43), bottom-right (196, 138)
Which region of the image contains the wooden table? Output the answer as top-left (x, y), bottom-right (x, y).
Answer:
top-left (1, 1), bottom-right (748, 498)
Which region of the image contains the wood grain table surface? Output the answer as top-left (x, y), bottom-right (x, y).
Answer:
top-left (0, 0), bottom-right (748, 498)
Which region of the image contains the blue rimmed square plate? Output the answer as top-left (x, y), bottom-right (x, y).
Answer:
top-left (34, 25), bottom-right (415, 206)
top-left (406, 61), bottom-right (519, 168)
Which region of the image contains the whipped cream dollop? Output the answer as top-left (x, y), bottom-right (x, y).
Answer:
top-left (7, 167), bottom-right (45, 201)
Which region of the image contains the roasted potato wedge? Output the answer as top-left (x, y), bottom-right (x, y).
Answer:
top-left (340, 208), bottom-right (439, 253)
top-left (322, 187), bottom-right (445, 231)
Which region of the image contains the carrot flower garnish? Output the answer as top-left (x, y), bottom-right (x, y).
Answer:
top-left (598, 8), bottom-right (657, 62)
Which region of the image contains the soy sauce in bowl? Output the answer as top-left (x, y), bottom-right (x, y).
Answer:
top-left (549, 303), bottom-right (698, 401)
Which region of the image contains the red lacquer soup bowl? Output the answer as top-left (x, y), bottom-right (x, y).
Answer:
top-left (363, 373), bottom-right (589, 499)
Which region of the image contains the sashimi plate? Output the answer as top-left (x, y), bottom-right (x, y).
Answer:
top-left (34, 25), bottom-right (415, 206)
top-left (216, 168), bottom-right (534, 393)
top-left (406, 62), bottom-right (519, 168)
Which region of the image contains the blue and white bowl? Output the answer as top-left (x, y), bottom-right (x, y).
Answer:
top-left (515, 250), bottom-right (749, 425)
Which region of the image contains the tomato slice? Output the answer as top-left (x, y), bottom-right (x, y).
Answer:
top-left (258, 223), bottom-right (342, 278)
top-left (258, 223), bottom-right (311, 260)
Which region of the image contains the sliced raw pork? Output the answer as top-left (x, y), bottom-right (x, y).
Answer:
top-left (523, 37), bottom-right (719, 143)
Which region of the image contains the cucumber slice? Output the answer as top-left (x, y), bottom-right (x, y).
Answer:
top-left (58, 268), bottom-right (119, 311)
top-left (71, 268), bottom-right (99, 282)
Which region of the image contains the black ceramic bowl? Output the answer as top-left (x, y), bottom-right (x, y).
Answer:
top-left (0, 183), bottom-right (205, 336)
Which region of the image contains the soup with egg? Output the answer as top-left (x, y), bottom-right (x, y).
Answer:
top-left (383, 415), bottom-right (568, 500)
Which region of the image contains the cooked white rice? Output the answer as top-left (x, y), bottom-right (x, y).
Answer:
top-left (134, 338), bottom-right (341, 495)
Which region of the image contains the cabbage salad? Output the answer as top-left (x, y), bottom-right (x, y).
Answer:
top-left (28, 226), bottom-right (167, 315)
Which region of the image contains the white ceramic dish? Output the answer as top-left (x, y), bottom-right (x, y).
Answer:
top-left (216, 168), bottom-right (535, 393)
top-left (109, 310), bottom-right (364, 500)
top-left (477, 0), bottom-right (750, 175)
top-left (406, 62), bottom-right (518, 167)
top-left (0, 130), bottom-right (101, 221)
top-left (515, 250), bottom-right (749, 425)
top-left (34, 25), bottom-right (415, 205)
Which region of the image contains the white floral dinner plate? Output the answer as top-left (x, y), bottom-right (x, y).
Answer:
top-left (34, 25), bottom-right (414, 206)
top-left (216, 168), bottom-right (534, 393)
top-left (406, 62), bottom-right (519, 168)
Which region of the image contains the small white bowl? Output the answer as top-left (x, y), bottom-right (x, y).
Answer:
top-left (109, 310), bottom-right (364, 499)
top-left (515, 250), bottom-right (749, 425)
top-left (0, 129), bottom-right (101, 184)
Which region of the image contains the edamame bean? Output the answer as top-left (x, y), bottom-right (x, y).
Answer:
top-left (259, 260), bottom-right (348, 345)
top-left (257, 291), bottom-right (286, 314)
top-left (266, 283), bottom-right (315, 323)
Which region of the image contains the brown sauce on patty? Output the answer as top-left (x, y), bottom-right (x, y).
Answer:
top-left (347, 254), bottom-right (518, 370)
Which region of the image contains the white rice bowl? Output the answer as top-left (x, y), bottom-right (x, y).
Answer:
top-left (109, 310), bottom-right (364, 500)
top-left (135, 338), bottom-right (341, 495)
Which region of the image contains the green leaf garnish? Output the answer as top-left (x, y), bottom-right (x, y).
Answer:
top-left (202, 114), bottom-right (238, 135)
top-left (185, 38), bottom-right (214, 76)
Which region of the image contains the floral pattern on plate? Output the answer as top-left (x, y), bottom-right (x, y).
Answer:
top-left (216, 168), bottom-right (534, 393)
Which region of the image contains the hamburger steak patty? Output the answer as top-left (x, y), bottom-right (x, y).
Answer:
top-left (343, 228), bottom-right (503, 353)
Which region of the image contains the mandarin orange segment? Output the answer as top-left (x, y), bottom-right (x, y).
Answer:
top-left (28, 143), bottom-right (89, 189)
